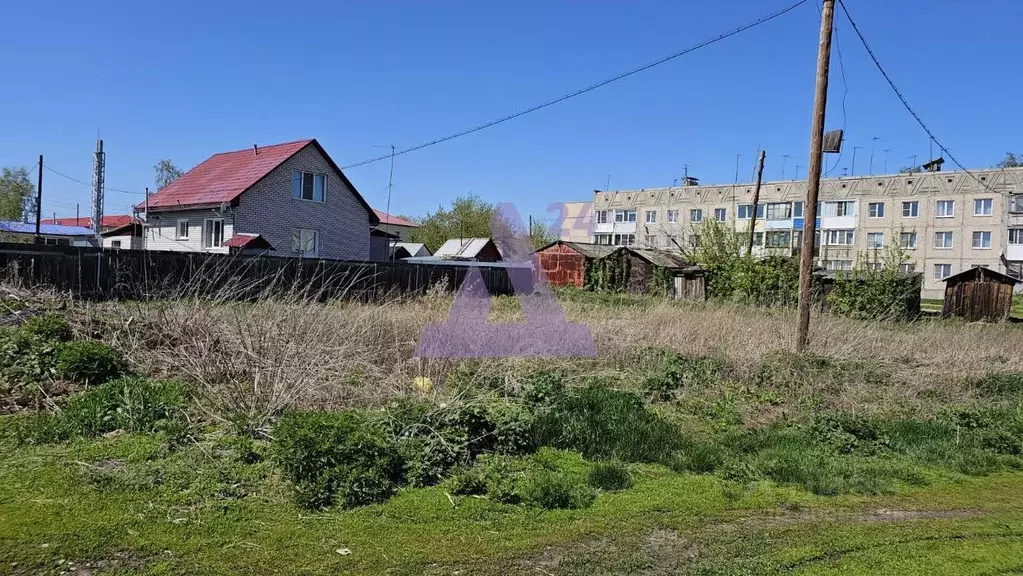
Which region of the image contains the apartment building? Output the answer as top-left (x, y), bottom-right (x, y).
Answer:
top-left (589, 167), bottom-right (1023, 298)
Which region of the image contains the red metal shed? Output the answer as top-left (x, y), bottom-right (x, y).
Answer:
top-left (534, 241), bottom-right (616, 288)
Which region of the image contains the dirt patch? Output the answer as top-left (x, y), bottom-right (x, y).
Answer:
top-left (860, 508), bottom-right (983, 522)
top-left (512, 529), bottom-right (698, 576)
top-left (638, 528), bottom-right (699, 575)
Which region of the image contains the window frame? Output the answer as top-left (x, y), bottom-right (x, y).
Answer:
top-left (1009, 229), bottom-right (1023, 246)
top-left (902, 201), bottom-right (919, 218)
top-left (765, 230), bottom-right (791, 248)
top-left (714, 208), bottom-right (727, 222)
top-left (594, 210), bottom-right (608, 225)
top-left (867, 232), bottom-right (884, 249)
top-left (291, 170), bottom-right (328, 203)
top-left (826, 229), bottom-right (855, 246)
top-left (973, 198), bottom-right (993, 217)
top-left (644, 210), bottom-right (657, 224)
top-left (667, 209), bottom-right (679, 224)
top-left (899, 231), bottom-right (918, 249)
top-left (292, 228), bottom-right (320, 257)
top-left (176, 219), bottom-right (189, 240)
top-left (203, 218), bottom-right (224, 249)
top-left (868, 202), bottom-right (885, 219)
top-left (934, 231), bottom-right (953, 249)
top-left (972, 231), bottom-right (992, 249)
top-left (934, 263), bottom-right (952, 280)
top-left (690, 208), bottom-right (703, 223)
top-left (936, 200), bottom-right (955, 218)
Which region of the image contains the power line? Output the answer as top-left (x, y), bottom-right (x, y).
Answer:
top-left (836, 0), bottom-right (995, 191)
top-left (42, 164), bottom-right (145, 196)
top-left (341, 0), bottom-right (811, 170)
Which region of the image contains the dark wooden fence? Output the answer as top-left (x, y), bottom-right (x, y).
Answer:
top-left (0, 243), bottom-right (529, 301)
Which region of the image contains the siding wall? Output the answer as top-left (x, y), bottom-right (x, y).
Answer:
top-left (145, 210), bottom-right (234, 255)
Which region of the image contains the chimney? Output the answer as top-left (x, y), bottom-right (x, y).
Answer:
top-left (253, 144), bottom-right (258, 155)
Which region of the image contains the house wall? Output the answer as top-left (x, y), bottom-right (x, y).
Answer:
top-left (233, 144), bottom-right (372, 261)
top-left (144, 210), bottom-right (234, 254)
top-left (103, 235), bottom-right (143, 250)
top-left (370, 235), bottom-right (390, 262)
top-left (376, 223), bottom-right (416, 241)
top-left (590, 168), bottom-right (1023, 299)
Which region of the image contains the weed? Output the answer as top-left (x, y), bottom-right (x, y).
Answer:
top-left (62, 377), bottom-right (189, 436)
top-left (56, 340), bottom-right (125, 385)
top-left (642, 349), bottom-right (730, 401)
top-left (21, 313), bottom-right (73, 343)
top-left (520, 468), bottom-right (596, 510)
top-left (587, 460), bottom-right (632, 491)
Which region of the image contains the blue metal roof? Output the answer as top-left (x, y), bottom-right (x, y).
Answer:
top-left (0, 221), bottom-right (95, 236)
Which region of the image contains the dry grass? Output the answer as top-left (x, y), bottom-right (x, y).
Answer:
top-left (55, 285), bottom-right (1023, 429)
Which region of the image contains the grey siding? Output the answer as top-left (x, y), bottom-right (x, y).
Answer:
top-left (145, 210), bottom-right (233, 254)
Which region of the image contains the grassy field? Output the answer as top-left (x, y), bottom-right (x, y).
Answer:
top-left (921, 295), bottom-right (1023, 318)
top-left (3, 286), bottom-right (1023, 575)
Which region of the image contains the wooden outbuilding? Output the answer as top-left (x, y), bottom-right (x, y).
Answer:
top-left (534, 241), bottom-right (616, 288)
top-left (941, 266), bottom-right (1019, 322)
top-left (593, 247), bottom-right (706, 300)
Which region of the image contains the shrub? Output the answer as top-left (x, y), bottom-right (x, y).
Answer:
top-left (21, 313), bottom-right (74, 343)
top-left (520, 469), bottom-right (596, 510)
top-left (273, 410), bottom-right (404, 509)
top-left (810, 413), bottom-right (890, 455)
top-left (587, 461), bottom-right (632, 491)
top-left (445, 449), bottom-right (597, 509)
top-left (667, 437), bottom-right (726, 474)
top-left (0, 326), bottom-right (60, 391)
top-left (533, 383), bottom-right (681, 463)
top-left (522, 372), bottom-right (566, 407)
top-left (62, 377), bottom-right (189, 436)
top-left (642, 349), bottom-right (730, 401)
top-left (56, 340), bottom-right (125, 385)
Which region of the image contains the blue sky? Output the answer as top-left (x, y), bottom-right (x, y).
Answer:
top-left (2, 0), bottom-right (1021, 228)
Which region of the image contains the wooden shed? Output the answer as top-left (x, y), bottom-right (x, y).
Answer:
top-left (941, 266), bottom-right (1019, 322)
top-left (534, 241), bottom-right (616, 288)
top-left (594, 247), bottom-right (706, 300)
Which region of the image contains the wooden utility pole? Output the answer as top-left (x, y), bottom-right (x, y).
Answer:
top-left (34, 155), bottom-right (43, 242)
top-left (796, 0), bottom-right (835, 352)
top-left (746, 150), bottom-right (766, 257)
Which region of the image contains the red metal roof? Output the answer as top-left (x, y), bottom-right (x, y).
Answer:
top-left (224, 233), bottom-right (273, 250)
top-left (141, 140), bottom-right (312, 211)
top-left (41, 215), bottom-right (136, 229)
top-left (373, 210), bottom-right (417, 227)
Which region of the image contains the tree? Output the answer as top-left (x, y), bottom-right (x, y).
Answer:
top-left (529, 219), bottom-right (556, 250)
top-left (997, 153), bottom-right (1022, 169)
top-left (405, 195), bottom-right (498, 253)
top-left (154, 159), bottom-right (184, 190)
top-left (0, 167), bottom-right (36, 221)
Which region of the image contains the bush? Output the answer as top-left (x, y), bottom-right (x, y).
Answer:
top-left (21, 313), bottom-right (73, 343)
top-left (587, 460), bottom-right (632, 491)
top-left (533, 383), bottom-right (682, 463)
top-left (62, 377), bottom-right (189, 436)
top-left (273, 410), bottom-right (404, 509)
top-left (0, 326), bottom-right (60, 391)
top-left (520, 469), bottom-right (596, 510)
top-left (642, 349), bottom-right (730, 401)
top-left (446, 449), bottom-right (596, 509)
top-left (522, 372), bottom-right (566, 407)
top-left (667, 437), bottom-right (726, 474)
top-left (56, 340), bottom-right (125, 385)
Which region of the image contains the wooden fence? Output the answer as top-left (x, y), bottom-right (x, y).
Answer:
top-left (0, 243), bottom-right (529, 301)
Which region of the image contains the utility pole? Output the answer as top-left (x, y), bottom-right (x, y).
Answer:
top-left (851, 146), bottom-right (862, 176)
top-left (868, 136), bottom-right (880, 175)
top-left (144, 187), bottom-right (150, 251)
top-left (34, 155), bottom-right (43, 242)
top-left (747, 150), bottom-right (767, 258)
top-left (76, 203), bottom-right (80, 225)
top-left (91, 139), bottom-right (105, 241)
top-left (908, 154), bottom-right (918, 170)
top-left (734, 154), bottom-right (741, 184)
top-left (884, 149), bottom-right (895, 175)
top-left (796, 0), bottom-right (835, 353)
top-left (386, 144), bottom-right (395, 261)
top-left (781, 155), bottom-right (791, 180)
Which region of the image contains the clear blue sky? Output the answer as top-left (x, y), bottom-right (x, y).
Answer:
top-left (2, 0), bottom-right (1021, 228)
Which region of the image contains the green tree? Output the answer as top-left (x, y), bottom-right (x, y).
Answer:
top-left (154, 159), bottom-right (184, 190)
top-left (0, 167), bottom-right (36, 221)
top-left (899, 165), bottom-right (922, 174)
top-left (405, 195), bottom-right (498, 253)
top-left (529, 219), bottom-right (556, 250)
top-left (997, 153), bottom-right (1022, 169)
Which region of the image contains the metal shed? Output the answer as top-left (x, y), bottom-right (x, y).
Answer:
top-left (534, 241), bottom-right (616, 288)
top-left (941, 266), bottom-right (1019, 322)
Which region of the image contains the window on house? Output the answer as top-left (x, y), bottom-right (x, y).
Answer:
top-left (203, 219), bottom-right (224, 248)
top-left (974, 198), bottom-right (993, 216)
top-left (765, 202), bottom-right (792, 220)
top-left (612, 233), bottom-right (635, 246)
top-left (737, 204), bottom-right (753, 219)
top-left (291, 171), bottom-right (327, 202)
top-left (826, 229), bottom-right (855, 245)
top-left (867, 232), bottom-right (884, 248)
top-left (1009, 229), bottom-right (1023, 245)
top-left (899, 263), bottom-right (916, 274)
top-left (793, 201), bottom-right (804, 218)
top-left (868, 202), bottom-right (885, 218)
top-left (111, 240), bottom-right (122, 249)
top-left (690, 209), bottom-right (703, 223)
top-left (614, 210), bottom-right (637, 223)
top-left (867, 262), bottom-right (884, 271)
top-left (899, 232), bottom-right (917, 249)
top-left (594, 234), bottom-right (612, 245)
top-left (292, 229), bottom-right (319, 256)
top-left (825, 260), bottom-right (853, 271)
top-left (902, 201), bottom-right (919, 218)
top-left (753, 232), bottom-right (763, 247)
top-left (936, 200), bottom-right (955, 217)
top-left (934, 263), bottom-right (952, 279)
top-left (765, 231), bottom-right (790, 248)
top-left (667, 209), bottom-right (679, 223)
top-left (972, 231), bottom-right (992, 249)
top-left (594, 210), bottom-right (608, 224)
top-left (822, 201), bottom-right (855, 217)
top-left (934, 231), bottom-right (953, 248)
top-left (714, 208), bottom-right (727, 222)
top-left (645, 210), bottom-right (657, 224)
top-left (176, 219), bottom-right (189, 239)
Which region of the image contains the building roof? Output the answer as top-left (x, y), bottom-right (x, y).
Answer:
top-left (101, 222), bottom-right (143, 237)
top-left (620, 247), bottom-right (691, 269)
top-left (433, 238), bottom-right (498, 260)
top-left (0, 221), bottom-right (95, 236)
top-left (392, 242), bottom-right (429, 257)
top-left (536, 240), bottom-right (616, 259)
top-left (41, 215), bottom-right (135, 229)
top-left (373, 210), bottom-right (417, 227)
top-left (400, 257), bottom-right (531, 269)
top-left (137, 139), bottom-right (379, 225)
top-left (943, 266), bottom-right (1019, 285)
top-left (223, 233), bottom-right (275, 250)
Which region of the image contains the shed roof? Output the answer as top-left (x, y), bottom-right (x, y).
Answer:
top-left (41, 215), bottom-right (136, 229)
top-left (433, 238), bottom-right (498, 259)
top-left (943, 266), bottom-right (1019, 285)
top-left (223, 233), bottom-right (274, 250)
top-left (536, 240), bottom-right (617, 259)
top-left (612, 247), bottom-right (690, 269)
top-left (392, 242), bottom-right (429, 257)
top-left (0, 221), bottom-right (95, 236)
top-left (373, 210), bottom-right (417, 227)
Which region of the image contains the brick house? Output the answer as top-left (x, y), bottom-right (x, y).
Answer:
top-left (138, 139), bottom-right (379, 260)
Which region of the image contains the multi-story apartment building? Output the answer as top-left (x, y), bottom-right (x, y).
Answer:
top-left (588, 167), bottom-right (1023, 298)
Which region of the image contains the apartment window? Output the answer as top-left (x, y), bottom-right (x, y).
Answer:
top-left (934, 231), bottom-right (953, 249)
top-left (613, 234), bottom-right (635, 246)
top-left (972, 231), bottom-right (992, 249)
top-left (765, 202), bottom-right (792, 220)
top-left (203, 219), bottom-right (224, 248)
top-left (765, 230), bottom-right (791, 248)
top-left (689, 234), bottom-right (702, 249)
top-left (867, 262), bottom-right (884, 271)
top-left (899, 263), bottom-right (916, 274)
top-left (793, 201), bottom-right (804, 218)
top-left (752, 232), bottom-right (764, 247)
top-left (868, 202), bottom-right (885, 218)
top-left (974, 198), bottom-right (993, 216)
top-left (594, 234), bottom-right (612, 245)
top-left (825, 260), bottom-right (853, 271)
top-left (902, 201), bottom-right (919, 218)
top-left (737, 204), bottom-right (753, 219)
top-left (867, 232), bottom-right (884, 249)
top-left (936, 200), bottom-right (955, 218)
top-left (1009, 229), bottom-right (1023, 246)
top-left (594, 210), bottom-right (608, 224)
top-left (615, 210), bottom-right (637, 223)
top-left (899, 232), bottom-right (917, 249)
top-left (826, 229), bottom-right (855, 245)
top-left (934, 263), bottom-right (952, 280)
top-left (291, 170), bottom-right (326, 202)
top-left (644, 235), bottom-right (658, 247)
top-left (689, 209), bottom-right (703, 223)
top-left (292, 229), bottom-right (319, 257)
top-left (714, 208), bottom-right (727, 222)
top-left (176, 219), bottom-right (189, 239)
top-left (822, 201), bottom-right (854, 217)
top-left (111, 240), bottom-right (122, 249)
top-left (667, 209), bottom-right (679, 223)
top-left (645, 210), bottom-right (657, 224)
